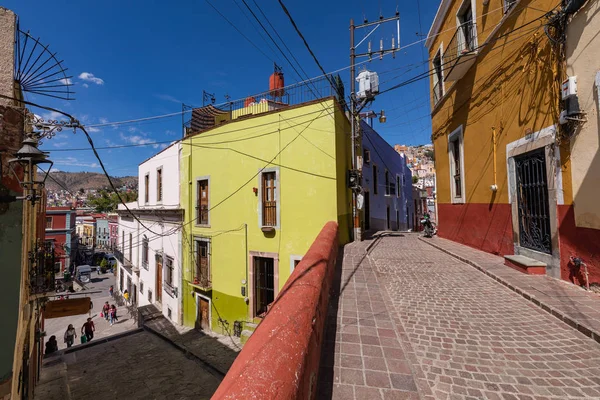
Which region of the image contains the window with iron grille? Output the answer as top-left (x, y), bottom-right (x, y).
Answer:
top-left (144, 173), bottom-right (149, 204)
top-left (254, 256), bottom-right (275, 317)
top-left (128, 233), bottom-right (132, 262)
top-left (157, 167), bottom-right (163, 202)
top-left (396, 175), bottom-right (401, 197)
top-left (262, 171), bottom-right (277, 227)
top-left (432, 49), bottom-right (444, 105)
top-left (448, 127), bottom-right (465, 203)
top-left (385, 170), bottom-right (390, 196)
top-left (196, 179), bottom-right (209, 225)
top-left (363, 148), bottom-right (371, 164)
top-left (46, 217), bottom-right (52, 229)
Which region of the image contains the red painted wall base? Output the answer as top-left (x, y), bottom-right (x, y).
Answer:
top-left (557, 205), bottom-right (600, 287)
top-left (437, 203), bottom-right (514, 256)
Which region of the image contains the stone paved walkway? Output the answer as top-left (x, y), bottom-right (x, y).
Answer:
top-left (422, 236), bottom-right (600, 343)
top-left (319, 234), bottom-right (600, 399)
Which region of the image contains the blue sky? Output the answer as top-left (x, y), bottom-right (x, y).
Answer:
top-left (8, 0), bottom-right (439, 176)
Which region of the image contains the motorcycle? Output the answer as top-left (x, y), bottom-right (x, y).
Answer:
top-left (420, 213), bottom-right (436, 238)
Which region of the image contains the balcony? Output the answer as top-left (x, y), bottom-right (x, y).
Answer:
top-left (443, 21), bottom-right (478, 82)
top-left (29, 241), bottom-right (56, 296)
top-left (190, 274), bottom-right (212, 291)
top-left (114, 248), bottom-right (134, 273)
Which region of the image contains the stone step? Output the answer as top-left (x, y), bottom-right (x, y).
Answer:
top-left (240, 329), bottom-right (254, 345)
top-left (504, 255), bottom-right (547, 275)
top-left (244, 322), bottom-right (259, 332)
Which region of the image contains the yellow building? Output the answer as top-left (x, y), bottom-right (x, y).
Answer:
top-left (427, 0), bottom-right (599, 284)
top-left (180, 92), bottom-right (352, 335)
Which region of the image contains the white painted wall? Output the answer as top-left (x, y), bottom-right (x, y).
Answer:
top-left (117, 142), bottom-right (183, 325)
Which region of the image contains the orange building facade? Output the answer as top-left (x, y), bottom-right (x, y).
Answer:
top-left (426, 0), bottom-right (599, 285)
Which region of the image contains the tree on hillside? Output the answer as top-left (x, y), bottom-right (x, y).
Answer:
top-left (423, 149), bottom-right (435, 161)
top-left (88, 190), bottom-right (138, 212)
top-left (412, 175), bottom-right (419, 184)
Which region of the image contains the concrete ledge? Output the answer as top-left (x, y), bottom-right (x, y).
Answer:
top-left (504, 255), bottom-right (547, 275)
top-left (212, 222), bottom-right (339, 400)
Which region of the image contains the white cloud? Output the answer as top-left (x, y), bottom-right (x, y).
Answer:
top-left (87, 126), bottom-right (101, 133)
top-left (82, 83), bottom-right (89, 88)
top-left (52, 141), bottom-right (68, 148)
top-left (155, 94), bottom-right (182, 103)
top-left (120, 133), bottom-right (156, 147)
top-left (53, 157), bottom-right (100, 169)
top-left (42, 111), bottom-right (67, 122)
top-left (159, 143), bottom-right (168, 150)
top-left (78, 72), bottom-right (104, 85)
top-left (165, 130), bottom-right (176, 136)
top-left (99, 117), bottom-right (109, 124)
top-left (60, 78), bottom-right (73, 85)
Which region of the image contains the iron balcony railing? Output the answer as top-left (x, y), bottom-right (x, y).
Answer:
top-left (183, 75), bottom-right (345, 136)
top-left (443, 21), bottom-right (478, 68)
top-left (30, 241), bottom-right (56, 295)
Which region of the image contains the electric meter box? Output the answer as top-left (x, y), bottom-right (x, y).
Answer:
top-left (561, 76), bottom-right (577, 100)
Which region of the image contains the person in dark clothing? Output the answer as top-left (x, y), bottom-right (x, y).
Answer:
top-left (81, 318), bottom-right (95, 342)
top-left (45, 336), bottom-right (58, 355)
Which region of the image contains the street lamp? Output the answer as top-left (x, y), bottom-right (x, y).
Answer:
top-left (0, 135), bottom-right (53, 204)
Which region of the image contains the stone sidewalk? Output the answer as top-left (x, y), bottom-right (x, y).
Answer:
top-left (319, 233), bottom-right (600, 399)
top-left (421, 236), bottom-right (600, 343)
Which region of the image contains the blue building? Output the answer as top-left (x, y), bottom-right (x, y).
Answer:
top-left (361, 121), bottom-right (414, 232)
top-left (95, 217), bottom-right (109, 249)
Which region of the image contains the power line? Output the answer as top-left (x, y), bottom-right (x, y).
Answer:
top-left (204, 0), bottom-right (274, 62)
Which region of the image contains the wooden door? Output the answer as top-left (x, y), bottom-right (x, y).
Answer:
top-left (156, 256), bottom-right (162, 303)
top-left (196, 241), bottom-right (209, 286)
top-left (196, 297), bottom-right (210, 331)
top-left (262, 172), bottom-right (276, 226)
top-left (254, 257), bottom-right (275, 317)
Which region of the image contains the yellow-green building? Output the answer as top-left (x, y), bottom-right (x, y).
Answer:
top-left (180, 92), bottom-right (352, 335)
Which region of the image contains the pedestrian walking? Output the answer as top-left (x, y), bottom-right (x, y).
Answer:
top-left (89, 300), bottom-right (94, 317)
top-left (64, 324), bottom-right (77, 348)
top-left (45, 335), bottom-right (58, 355)
top-left (81, 318), bottom-right (95, 342)
top-left (102, 301), bottom-right (110, 321)
top-left (109, 285), bottom-right (114, 297)
top-left (110, 304), bottom-right (118, 325)
top-left (123, 289), bottom-right (129, 303)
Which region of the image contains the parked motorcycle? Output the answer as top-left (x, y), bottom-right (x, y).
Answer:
top-left (421, 213), bottom-right (436, 238)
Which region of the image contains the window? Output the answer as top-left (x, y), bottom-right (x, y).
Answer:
top-left (372, 165), bottom-right (378, 195)
top-left (122, 231), bottom-right (125, 250)
top-left (119, 269), bottom-right (124, 290)
top-left (448, 126), bottom-right (466, 203)
top-left (142, 236), bottom-right (149, 268)
top-left (148, 289), bottom-right (153, 303)
top-left (261, 171), bottom-right (277, 227)
top-left (396, 176), bottom-right (401, 197)
top-left (458, 1), bottom-right (476, 53)
top-left (196, 179), bottom-right (209, 225)
top-left (165, 256), bottom-right (174, 288)
top-left (254, 257), bottom-right (275, 317)
top-left (46, 217), bottom-right (52, 229)
top-left (157, 168), bottom-right (163, 202)
top-left (363, 148), bottom-right (371, 164)
top-left (144, 173), bottom-right (149, 203)
top-left (140, 280), bottom-right (144, 294)
top-left (194, 239), bottom-right (210, 287)
top-left (432, 48), bottom-right (444, 104)
top-left (167, 307), bottom-right (172, 320)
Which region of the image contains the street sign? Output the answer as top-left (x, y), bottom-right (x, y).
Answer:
top-left (44, 297), bottom-right (91, 319)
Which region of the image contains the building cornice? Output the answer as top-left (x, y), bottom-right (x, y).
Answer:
top-left (425, 0), bottom-right (453, 50)
top-left (116, 208), bottom-right (184, 220)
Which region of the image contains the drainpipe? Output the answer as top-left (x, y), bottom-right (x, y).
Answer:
top-left (491, 127), bottom-right (498, 192)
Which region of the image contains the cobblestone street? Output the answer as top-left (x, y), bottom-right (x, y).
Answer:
top-left (319, 234), bottom-right (600, 400)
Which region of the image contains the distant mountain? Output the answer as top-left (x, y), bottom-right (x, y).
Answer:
top-left (46, 171), bottom-right (138, 193)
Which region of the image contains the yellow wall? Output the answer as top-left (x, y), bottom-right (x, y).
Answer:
top-left (180, 98), bottom-right (351, 332)
top-left (429, 0), bottom-right (564, 206)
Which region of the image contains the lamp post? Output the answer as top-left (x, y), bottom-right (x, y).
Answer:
top-left (0, 135), bottom-right (53, 204)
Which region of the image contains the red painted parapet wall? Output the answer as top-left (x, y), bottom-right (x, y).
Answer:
top-left (212, 222), bottom-right (339, 400)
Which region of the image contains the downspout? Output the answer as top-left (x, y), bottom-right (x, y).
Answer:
top-left (491, 127), bottom-right (498, 192)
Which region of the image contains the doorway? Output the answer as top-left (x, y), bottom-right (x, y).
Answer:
top-left (514, 148), bottom-right (552, 254)
top-left (364, 192), bottom-right (370, 230)
top-left (195, 296), bottom-right (210, 331)
top-left (156, 255), bottom-right (163, 304)
top-left (386, 206), bottom-right (390, 230)
top-left (254, 257), bottom-right (275, 317)
top-left (396, 210), bottom-right (400, 231)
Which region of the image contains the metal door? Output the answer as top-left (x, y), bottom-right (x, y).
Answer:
top-left (515, 148), bottom-right (552, 254)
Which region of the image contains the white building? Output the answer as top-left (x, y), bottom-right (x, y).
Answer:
top-left (116, 142), bottom-right (183, 324)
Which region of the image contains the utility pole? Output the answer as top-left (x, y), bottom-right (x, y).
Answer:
top-left (349, 12), bottom-right (400, 242)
